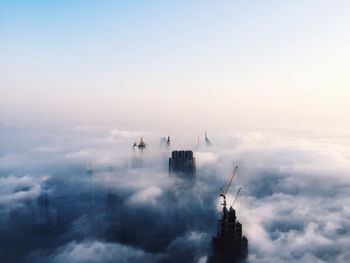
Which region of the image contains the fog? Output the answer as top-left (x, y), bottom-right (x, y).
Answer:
top-left (0, 123), bottom-right (350, 262)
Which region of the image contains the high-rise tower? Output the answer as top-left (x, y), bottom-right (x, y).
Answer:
top-left (210, 167), bottom-right (248, 262)
top-left (169, 150), bottom-right (196, 178)
top-left (210, 206), bottom-right (248, 262)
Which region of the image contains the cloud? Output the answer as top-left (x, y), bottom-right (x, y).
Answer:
top-left (36, 146), bottom-right (60, 153)
top-left (1, 125), bottom-right (350, 262)
top-left (194, 151), bottom-right (217, 167)
top-left (129, 186), bottom-right (163, 205)
top-left (0, 174), bottom-right (46, 207)
top-left (110, 129), bottom-right (150, 139)
top-left (65, 150), bottom-right (90, 160)
top-left (230, 132), bottom-right (265, 144)
top-left (31, 240), bottom-right (155, 263)
top-left (165, 231), bottom-right (210, 263)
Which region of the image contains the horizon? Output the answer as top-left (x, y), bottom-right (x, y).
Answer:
top-left (1, 1), bottom-right (350, 132)
top-left (1, 1), bottom-right (350, 263)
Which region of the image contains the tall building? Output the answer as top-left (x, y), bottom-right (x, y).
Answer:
top-left (138, 137), bottom-right (146, 149)
top-left (166, 136), bottom-right (171, 148)
top-left (210, 206), bottom-right (248, 263)
top-left (169, 150), bottom-right (196, 178)
top-left (205, 131), bottom-right (212, 146)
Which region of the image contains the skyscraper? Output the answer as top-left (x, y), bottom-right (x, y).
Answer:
top-left (210, 206), bottom-right (248, 263)
top-left (169, 150), bottom-right (196, 178)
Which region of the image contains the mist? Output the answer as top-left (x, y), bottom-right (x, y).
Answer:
top-left (0, 123), bottom-right (349, 262)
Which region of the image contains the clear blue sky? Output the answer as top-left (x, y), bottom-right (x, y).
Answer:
top-left (1, 1), bottom-right (350, 131)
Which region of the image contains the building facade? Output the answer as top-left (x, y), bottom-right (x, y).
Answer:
top-left (169, 150), bottom-right (196, 178)
top-left (211, 206), bottom-right (248, 263)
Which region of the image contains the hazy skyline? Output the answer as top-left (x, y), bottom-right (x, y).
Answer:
top-left (1, 3), bottom-right (350, 261)
top-left (1, 1), bottom-right (350, 132)
top-left (1, 123), bottom-right (350, 262)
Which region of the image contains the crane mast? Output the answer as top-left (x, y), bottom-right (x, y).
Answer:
top-left (232, 187), bottom-right (242, 207)
top-left (219, 166), bottom-right (238, 210)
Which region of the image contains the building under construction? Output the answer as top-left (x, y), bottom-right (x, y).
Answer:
top-left (210, 167), bottom-right (248, 263)
top-left (169, 150), bottom-right (196, 178)
top-left (211, 206), bottom-right (248, 263)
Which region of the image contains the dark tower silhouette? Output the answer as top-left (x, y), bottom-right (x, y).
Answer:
top-left (169, 150), bottom-right (196, 178)
top-left (205, 131), bottom-right (212, 146)
top-left (210, 167), bottom-right (248, 262)
top-left (211, 206), bottom-right (248, 262)
top-left (166, 136), bottom-right (171, 148)
top-left (138, 137), bottom-right (146, 149)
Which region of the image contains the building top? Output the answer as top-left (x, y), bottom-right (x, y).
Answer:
top-left (171, 150), bottom-right (193, 159)
top-left (169, 150), bottom-right (196, 178)
top-left (138, 137), bottom-right (146, 149)
top-left (205, 131), bottom-right (212, 146)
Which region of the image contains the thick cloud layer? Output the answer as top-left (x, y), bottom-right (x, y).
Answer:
top-left (0, 124), bottom-right (349, 262)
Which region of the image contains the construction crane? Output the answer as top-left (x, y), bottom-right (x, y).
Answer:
top-left (231, 187), bottom-right (242, 208)
top-left (219, 166), bottom-right (238, 209)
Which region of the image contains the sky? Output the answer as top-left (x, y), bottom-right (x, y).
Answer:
top-left (1, 2), bottom-right (350, 262)
top-left (1, 0), bottom-right (350, 132)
